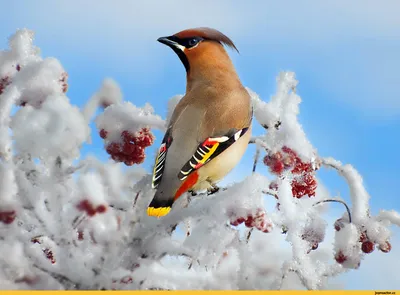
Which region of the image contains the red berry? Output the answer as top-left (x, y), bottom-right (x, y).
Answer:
top-left (43, 248), bottom-right (56, 264)
top-left (335, 251), bottom-right (347, 264)
top-left (0, 210), bottom-right (16, 224)
top-left (361, 241), bottom-right (374, 254)
top-left (86, 207), bottom-right (97, 216)
top-left (269, 181), bottom-right (279, 191)
top-left (244, 216), bottom-right (254, 227)
top-left (106, 142), bottom-right (122, 154)
top-left (99, 129), bottom-right (108, 139)
top-left (138, 130), bottom-right (155, 147)
top-left (96, 205), bottom-right (107, 213)
top-left (76, 200), bottom-right (90, 211)
top-left (0, 76), bottom-right (11, 95)
top-left (77, 230), bottom-right (84, 240)
top-left (110, 153), bottom-right (123, 162)
top-left (359, 231), bottom-right (368, 243)
top-left (378, 241), bottom-right (391, 253)
top-left (16, 64), bottom-right (21, 71)
top-left (101, 101), bottom-right (112, 108)
top-left (76, 200), bottom-right (97, 216)
top-left (3, 215), bottom-right (15, 224)
top-left (120, 276), bottom-right (133, 284)
top-left (282, 146), bottom-right (297, 156)
top-left (31, 237), bottom-right (41, 244)
top-left (230, 217), bottom-right (245, 226)
top-left (271, 161), bottom-right (284, 174)
top-left (121, 130), bottom-right (134, 142)
top-left (281, 146), bottom-right (298, 168)
top-left (59, 72), bottom-right (68, 93)
top-left (334, 219), bottom-right (345, 231)
top-left (282, 155), bottom-right (296, 168)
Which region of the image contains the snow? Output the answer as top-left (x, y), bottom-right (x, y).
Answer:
top-left (95, 101), bottom-right (165, 143)
top-left (12, 95), bottom-right (90, 160)
top-left (249, 72), bottom-right (316, 161)
top-left (0, 29), bottom-right (398, 290)
top-left (82, 78), bottom-right (123, 122)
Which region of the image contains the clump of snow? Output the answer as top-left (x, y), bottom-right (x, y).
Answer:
top-left (12, 95), bottom-right (90, 159)
top-left (82, 78), bottom-right (123, 121)
top-left (249, 72), bottom-right (316, 161)
top-left (322, 158), bottom-right (370, 224)
top-left (95, 101), bottom-right (165, 143)
top-left (78, 172), bottom-right (106, 206)
top-left (14, 57), bottom-right (66, 107)
top-left (0, 163), bottom-right (18, 209)
top-left (334, 223), bottom-right (361, 269)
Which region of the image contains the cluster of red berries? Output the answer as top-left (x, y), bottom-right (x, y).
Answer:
top-left (31, 237), bottom-right (56, 264)
top-left (76, 199), bottom-right (107, 216)
top-left (230, 209), bottom-right (272, 233)
top-left (100, 128), bottom-right (155, 166)
top-left (264, 146), bottom-right (318, 198)
top-left (0, 210), bottom-right (16, 224)
top-left (334, 218), bottom-right (392, 265)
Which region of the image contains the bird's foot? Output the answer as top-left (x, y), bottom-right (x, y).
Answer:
top-left (188, 190), bottom-right (197, 197)
top-left (207, 185), bottom-right (220, 195)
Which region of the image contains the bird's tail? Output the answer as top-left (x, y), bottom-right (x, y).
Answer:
top-left (147, 196), bottom-right (173, 218)
top-left (147, 171), bottom-right (199, 218)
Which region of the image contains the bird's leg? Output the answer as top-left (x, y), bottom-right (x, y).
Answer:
top-left (206, 180), bottom-right (220, 195)
top-left (188, 190), bottom-right (197, 197)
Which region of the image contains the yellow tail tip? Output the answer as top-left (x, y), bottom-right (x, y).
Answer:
top-left (147, 206), bottom-right (171, 217)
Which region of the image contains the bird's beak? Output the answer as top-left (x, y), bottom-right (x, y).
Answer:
top-left (157, 36), bottom-right (185, 51)
top-left (157, 36), bottom-right (175, 46)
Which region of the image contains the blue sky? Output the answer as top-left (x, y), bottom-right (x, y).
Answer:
top-left (3, 0), bottom-right (400, 289)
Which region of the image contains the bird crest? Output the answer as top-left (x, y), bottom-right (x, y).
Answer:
top-left (174, 27), bottom-right (239, 53)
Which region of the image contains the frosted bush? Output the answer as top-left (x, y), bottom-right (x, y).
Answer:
top-left (0, 29), bottom-right (398, 290)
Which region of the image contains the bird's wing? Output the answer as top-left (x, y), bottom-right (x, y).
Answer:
top-left (178, 127), bottom-right (250, 180)
top-left (151, 129), bottom-right (173, 189)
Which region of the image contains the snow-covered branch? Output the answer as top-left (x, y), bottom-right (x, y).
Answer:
top-left (0, 29), bottom-right (398, 290)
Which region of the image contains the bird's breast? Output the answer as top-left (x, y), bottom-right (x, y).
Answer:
top-left (193, 125), bottom-right (252, 190)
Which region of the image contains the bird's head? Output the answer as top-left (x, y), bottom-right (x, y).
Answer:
top-left (157, 27), bottom-right (238, 73)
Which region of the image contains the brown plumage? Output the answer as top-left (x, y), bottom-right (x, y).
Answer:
top-left (148, 27), bottom-right (252, 217)
top-left (174, 27), bottom-right (239, 53)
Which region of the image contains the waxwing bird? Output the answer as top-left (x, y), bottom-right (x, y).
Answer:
top-left (147, 27), bottom-right (253, 217)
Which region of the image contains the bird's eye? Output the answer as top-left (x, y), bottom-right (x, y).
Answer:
top-left (187, 37), bottom-right (200, 48)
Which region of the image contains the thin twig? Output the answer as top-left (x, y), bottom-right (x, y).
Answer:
top-left (313, 199), bottom-right (352, 223)
top-left (246, 228), bottom-right (254, 244)
top-left (33, 264), bottom-right (82, 289)
top-left (252, 146), bottom-right (260, 173)
top-left (132, 191), bottom-right (141, 208)
top-left (262, 189), bottom-right (279, 199)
